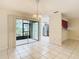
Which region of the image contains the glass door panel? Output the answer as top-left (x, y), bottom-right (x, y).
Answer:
top-left (32, 21), bottom-right (39, 41)
top-left (16, 19), bottom-right (22, 36)
top-left (23, 23), bottom-right (30, 38)
top-left (16, 19), bottom-right (39, 45)
top-left (16, 19), bottom-right (23, 40)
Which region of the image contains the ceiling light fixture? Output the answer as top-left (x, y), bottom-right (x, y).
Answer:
top-left (32, 0), bottom-right (42, 20)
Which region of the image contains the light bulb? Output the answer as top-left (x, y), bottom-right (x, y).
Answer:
top-left (33, 14), bottom-right (37, 18)
top-left (32, 14), bottom-right (42, 18)
top-left (38, 15), bottom-right (42, 18)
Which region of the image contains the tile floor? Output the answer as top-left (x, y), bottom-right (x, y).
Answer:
top-left (0, 38), bottom-right (79, 59)
top-left (16, 39), bottom-right (37, 46)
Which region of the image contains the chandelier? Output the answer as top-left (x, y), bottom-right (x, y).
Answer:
top-left (32, 0), bottom-right (42, 20)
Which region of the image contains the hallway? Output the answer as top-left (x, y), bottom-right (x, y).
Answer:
top-left (0, 38), bottom-right (79, 59)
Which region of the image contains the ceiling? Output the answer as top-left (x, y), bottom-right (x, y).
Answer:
top-left (0, 0), bottom-right (79, 20)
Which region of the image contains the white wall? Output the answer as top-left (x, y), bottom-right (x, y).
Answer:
top-left (49, 12), bottom-right (62, 45)
top-left (0, 12), bottom-right (8, 51)
top-left (62, 18), bottom-right (68, 41)
top-left (62, 29), bottom-right (68, 41)
top-left (8, 15), bottom-right (16, 49)
top-left (68, 19), bottom-right (79, 40)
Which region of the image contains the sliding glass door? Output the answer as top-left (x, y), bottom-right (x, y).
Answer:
top-left (16, 19), bottom-right (30, 40)
top-left (16, 19), bottom-right (23, 39)
top-left (16, 19), bottom-right (39, 44)
top-left (32, 21), bottom-right (39, 41)
top-left (22, 20), bottom-right (30, 39)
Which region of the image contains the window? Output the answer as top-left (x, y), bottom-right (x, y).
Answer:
top-left (16, 19), bottom-right (22, 36)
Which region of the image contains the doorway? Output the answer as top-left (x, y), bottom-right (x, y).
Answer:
top-left (16, 19), bottom-right (39, 46)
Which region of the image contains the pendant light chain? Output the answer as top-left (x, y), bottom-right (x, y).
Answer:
top-left (33, 0), bottom-right (41, 19)
top-left (36, 0), bottom-right (39, 19)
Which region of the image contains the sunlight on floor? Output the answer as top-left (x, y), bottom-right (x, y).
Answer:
top-left (16, 39), bottom-right (37, 46)
top-left (0, 37), bottom-right (79, 59)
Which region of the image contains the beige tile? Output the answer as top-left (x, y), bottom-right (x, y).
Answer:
top-left (31, 53), bottom-right (41, 59)
top-left (21, 56), bottom-right (32, 59)
top-left (69, 54), bottom-right (79, 59)
top-left (0, 53), bottom-right (8, 59)
top-left (43, 52), bottom-right (55, 59)
top-left (1, 38), bottom-right (79, 59)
